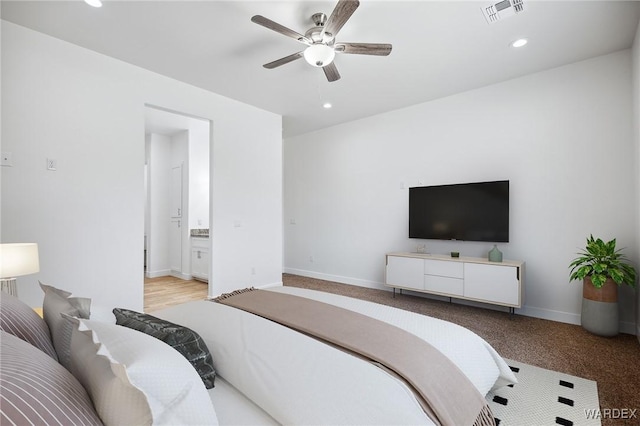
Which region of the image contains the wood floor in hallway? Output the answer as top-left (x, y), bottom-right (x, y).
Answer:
top-left (144, 276), bottom-right (208, 313)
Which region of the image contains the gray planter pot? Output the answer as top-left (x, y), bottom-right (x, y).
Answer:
top-left (581, 277), bottom-right (619, 337)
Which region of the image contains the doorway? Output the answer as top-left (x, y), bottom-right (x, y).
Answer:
top-left (144, 105), bottom-right (211, 284)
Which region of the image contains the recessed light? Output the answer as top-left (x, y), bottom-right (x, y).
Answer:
top-left (511, 38), bottom-right (528, 48)
top-left (84, 0), bottom-right (103, 7)
top-left (322, 102), bottom-right (332, 109)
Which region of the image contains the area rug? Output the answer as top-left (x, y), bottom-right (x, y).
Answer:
top-left (486, 359), bottom-right (600, 426)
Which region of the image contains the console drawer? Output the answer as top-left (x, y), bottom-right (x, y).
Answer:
top-left (424, 275), bottom-right (464, 296)
top-left (424, 259), bottom-right (463, 278)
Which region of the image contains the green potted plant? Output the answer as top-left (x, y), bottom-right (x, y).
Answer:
top-left (569, 235), bottom-right (637, 336)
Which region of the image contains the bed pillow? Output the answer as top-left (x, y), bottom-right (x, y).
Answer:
top-left (0, 292), bottom-right (58, 360)
top-left (113, 308), bottom-right (216, 389)
top-left (40, 281), bottom-right (91, 369)
top-left (65, 316), bottom-right (218, 426)
top-left (89, 305), bottom-right (116, 323)
top-left (0, 330), bottom-right (103, 425)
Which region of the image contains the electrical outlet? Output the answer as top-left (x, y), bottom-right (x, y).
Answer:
top-left (251, 267), bottom-right (256, 275)
top-left (309, 256), bottom-right (314, 263)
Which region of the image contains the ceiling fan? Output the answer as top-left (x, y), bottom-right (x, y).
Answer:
top-left (251, 0), bottom-right (392, 82)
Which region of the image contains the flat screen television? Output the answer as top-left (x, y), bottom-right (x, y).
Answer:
top-left (409, 180), bottom-right (509, 242)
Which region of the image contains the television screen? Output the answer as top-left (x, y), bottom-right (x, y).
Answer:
top-left (409, 180), bottom-right (509, 242)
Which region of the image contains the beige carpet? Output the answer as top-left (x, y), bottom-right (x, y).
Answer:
top-left (283, 274), bottom-right (640, 426)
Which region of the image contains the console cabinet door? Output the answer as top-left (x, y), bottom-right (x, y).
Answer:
top-left (386, 256), bottom-right (424, 290)
top-left (464, 263), bottom-right (520, 306)
top-left (191, 248), bottom-right (209, 281)
top-left (191, 239), bottom-right (209, 282)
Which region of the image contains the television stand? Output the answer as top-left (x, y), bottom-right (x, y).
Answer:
top-left (385, 252), bottom-right (524, 313)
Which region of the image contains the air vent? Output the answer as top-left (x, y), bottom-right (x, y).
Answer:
top-left (482, 0), bottom-right (524, 24)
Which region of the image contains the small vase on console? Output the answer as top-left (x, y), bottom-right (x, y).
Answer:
top-left (488, 245), bottom-right (503, 262)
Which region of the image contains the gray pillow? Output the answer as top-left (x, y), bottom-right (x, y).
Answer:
top-left (40, 281), bottom-right (91, 369)
top-left (65, 316), bottom-right (218, 425)
top-left (113, 308), bottom-right (216, 389)
top-left (0, 330), bottom-right (103, 425)
top-left (0, 292), bottom-right (58, 360)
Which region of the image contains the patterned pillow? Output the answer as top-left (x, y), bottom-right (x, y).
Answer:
top-left (0, 292), bottom-right (58, 360)
top-left (40, 282), bottom-right (91, 369)
top-left (113, 308), bottom-right (216, 389)
top-left (65, 316), bottom-right (219, 425)
top-left (0, 330), bottom-right (103, 425)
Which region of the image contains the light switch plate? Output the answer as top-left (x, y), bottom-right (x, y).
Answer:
top-left (46, 158), bottom-right (57, 171)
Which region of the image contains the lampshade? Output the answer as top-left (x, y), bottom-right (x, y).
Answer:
top-left (303, 44), bottom-right (335, 68)
top-left (0, 243), bottom-right (40, 279)
top-left (84, 0), bottom-right (103, 7)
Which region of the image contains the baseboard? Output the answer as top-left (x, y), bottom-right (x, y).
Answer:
top-left (620, 320), bottom-right (636, 335)
top-left (517, 305), bottom-right (581, 326)
top-left (146, 270), bottom-right (194, 282)
top-left (518, 307), bottom-right (636, 334)
top-left (283, 267), bottom-right (386, 290)
top-left (284, 267), bottom-right (637, 335)
top-left (146, 269), bottom-right (171, 278)
top-left (170, 271), bottom-right (192, 281)
top-left (257, 281), bottom-right (283, 290)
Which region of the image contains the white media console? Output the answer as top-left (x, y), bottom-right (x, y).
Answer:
top-left (385, 252), bottom-right (525, 313)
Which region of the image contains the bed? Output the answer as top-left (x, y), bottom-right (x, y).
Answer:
top-left (156, 286), bottom-right (516, 425)
top-left (0, 283), bottom-right (517, 425)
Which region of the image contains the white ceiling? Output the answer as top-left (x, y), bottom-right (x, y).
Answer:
top-left (2, 1), bottom-right (639, 137)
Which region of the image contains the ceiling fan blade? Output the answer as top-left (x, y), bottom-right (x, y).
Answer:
top-left (334, 42), bottom-right (392, 56)
top-left (263, 52), bottom-right (304, 69)
top-left (324, 0), bottom-right (360, 38)
top-left (251, 15), bottom-right (310, 44)
top-left (323, 62), bottom-right (341, 82)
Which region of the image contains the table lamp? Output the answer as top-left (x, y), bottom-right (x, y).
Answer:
top-left (0, 243), bottom-right (40, 296)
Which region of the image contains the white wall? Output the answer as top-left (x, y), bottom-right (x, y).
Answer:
top-left (188, 122), bottom-right (210, 230)
top-left (170, 130), bottom-right (189, 278)
top-left (632, 20), bottom-right (640, 340)
top-left (1, 21), bottom-right (283, 310)
top-left (284, 50), bottom-right (638, 332)
top-left (147, 133), bottom-right (172, 277)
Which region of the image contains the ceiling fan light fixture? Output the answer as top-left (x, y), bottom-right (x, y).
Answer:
top-left (84, 0), bottom-right (103, 7)
top-left (252, 1), bottom-right (391, 82)
top-left (304, 44), bottom-right (335, 68)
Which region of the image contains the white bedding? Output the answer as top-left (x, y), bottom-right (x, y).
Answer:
top-left (270, 286), bottom-right (516, 394)
top-left (155, 286), bottom-right (516, 425)
top-left (209, 377), bottom-right (278, 425)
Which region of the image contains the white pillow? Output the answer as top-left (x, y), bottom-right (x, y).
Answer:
top-left (40, 282), bottom-right (91, 369)
top-left (88, 305), bottom-right (116, 323)
top-left (65, 316), bottom-right (218, 426)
